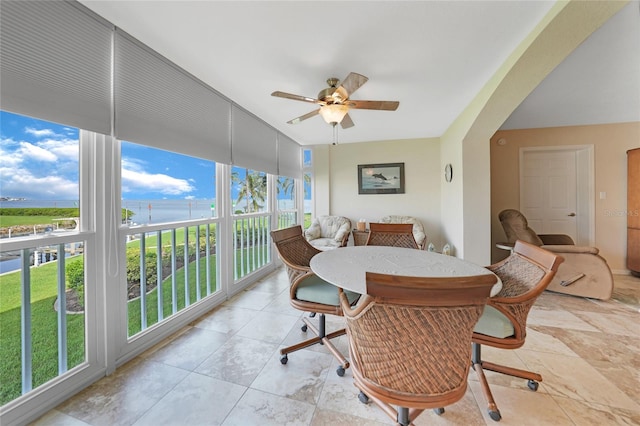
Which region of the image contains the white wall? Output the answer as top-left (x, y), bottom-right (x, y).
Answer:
top-left (312, 137), bottom-right (445, 248)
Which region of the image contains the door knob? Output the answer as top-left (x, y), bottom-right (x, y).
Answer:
top-left (568, 212), bottom-right (576, 217)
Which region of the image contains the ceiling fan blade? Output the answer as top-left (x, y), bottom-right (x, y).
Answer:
top-left (348, 100), bottom-right (399, 111)
top-left (340, 113), bottom-right (354, 129)
top-left (287, 109), bottom-right (320, 124)
top-left (271, 91), bottom-right (321, 104)
top-left (334, 72), bottom-right (368, 100)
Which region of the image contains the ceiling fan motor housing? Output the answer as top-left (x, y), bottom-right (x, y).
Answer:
top-left (318, 88), bottom-right (339, 104)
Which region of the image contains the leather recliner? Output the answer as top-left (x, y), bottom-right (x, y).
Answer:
top-left (498, 209), bottom-right (613, 300)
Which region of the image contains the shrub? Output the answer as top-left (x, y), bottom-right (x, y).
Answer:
top-left (65, 258), bottom-right (85, 306)
top-left (126, 249), bottom-right (158, 289)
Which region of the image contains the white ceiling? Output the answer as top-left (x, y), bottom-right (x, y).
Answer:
top-left (80, 1), bottom-right (639, 146)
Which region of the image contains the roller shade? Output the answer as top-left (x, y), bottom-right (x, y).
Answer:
top-left (114, 29), bottom-right (232, 163)
top-left (278, 134), bottom-right (302, 179)
top-left (231, 106), bottom-right (278, 174)
top-left (0, 1), bottom-right (112, 134)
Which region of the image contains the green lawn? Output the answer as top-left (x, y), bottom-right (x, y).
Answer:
top-left (0, 215), bottom-right (59, 227)
top-left (0, 259), bottom-right (86, 405)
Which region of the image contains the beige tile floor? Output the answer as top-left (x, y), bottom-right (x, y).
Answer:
top-left (33, 269), bottom-right (640, 425)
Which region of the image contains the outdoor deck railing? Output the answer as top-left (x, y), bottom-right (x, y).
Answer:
top-left (122, 220), bottom-right (219, 337)
top-left (0, 233), bottom-right (88, 406)
top-left (232, 213), bottom-right (271, 281)
top-left (277, 209), bottom-right (297, 230)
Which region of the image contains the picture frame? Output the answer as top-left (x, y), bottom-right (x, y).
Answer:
top-left (357, 162), bottom-right (405, 194)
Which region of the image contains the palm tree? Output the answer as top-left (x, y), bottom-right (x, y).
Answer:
top-left (277, 176), bottom-right (294, 200)
top-left (232, 168), bottom-right (266, 213)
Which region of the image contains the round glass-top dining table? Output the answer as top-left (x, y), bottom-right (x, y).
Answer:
top-left (310, 245), bottom-right (502, 297)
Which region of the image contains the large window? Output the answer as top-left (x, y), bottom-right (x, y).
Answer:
top-left (121, 142), bottom-right (219, 337)
top-left (230, 166), bottom-right (271, 280)
top-left (1, 2), bottom-right (303, 418)
top-left (0, 111), bottom-right (85, 406)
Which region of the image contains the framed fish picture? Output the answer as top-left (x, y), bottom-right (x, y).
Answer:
top-left (357, 163), bottom-right (405, 194)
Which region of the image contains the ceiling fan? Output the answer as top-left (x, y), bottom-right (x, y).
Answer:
top-left (271, 72), bottom-right (399, 129)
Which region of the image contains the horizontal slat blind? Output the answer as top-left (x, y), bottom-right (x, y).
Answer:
top-left (0, 1), bottom-right (112, 134)
top-left (231, 106), bottom-right (278, 174)
top-left (278, 134), bottom-right (302, 179)
top-left (114, 30), bottom-right (232, 164)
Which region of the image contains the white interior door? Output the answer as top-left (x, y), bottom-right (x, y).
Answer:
top-left (520, 150), bottom-right (578, 241)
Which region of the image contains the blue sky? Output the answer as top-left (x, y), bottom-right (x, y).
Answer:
top-left (0, 110), bottom-right (216, 200)
top-left (1, 111), bottom-right (305, 202)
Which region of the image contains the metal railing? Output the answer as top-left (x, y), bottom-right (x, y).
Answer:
top-left (233, 213), bottom-right (271, 281)
top-left (0, 234), bottom-right (87, 406)
top-left (123, 220), bottom-right (219, 337)
top-left (277, 209), bottom-right (297, 230)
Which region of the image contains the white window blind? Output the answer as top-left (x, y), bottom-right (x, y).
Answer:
top-left (114, 30), bottom-right (232, 164)
top-left (278, 134), bottom-right (302, 179)
top-left (231, 106), bottom-right (278, 174)
top-left (0, 1), bottom-right (112, 134)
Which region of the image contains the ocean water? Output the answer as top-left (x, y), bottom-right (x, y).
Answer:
top-left (1, 198), bottom-right (301, 225)
top-left (1, 199), bottom-right (217, 225)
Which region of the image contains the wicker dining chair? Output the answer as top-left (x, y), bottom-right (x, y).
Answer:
top-left (365, 222), bottom-right (419, 249)
top-left (339, 271), bottom-right (497, 426)
top-left (270, 225), bottom-right (360, 376)
top-left (472, 240), bottom-right (564, 421)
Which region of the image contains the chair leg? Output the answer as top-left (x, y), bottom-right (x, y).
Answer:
top-left (471, 341), bottom-right (545, 421)
top-left (279, 313), bottom-right (349, 376)
top-left (397, 407), bottom-right (409, 426)
top-left (472, 343), bottom-right (502, 422)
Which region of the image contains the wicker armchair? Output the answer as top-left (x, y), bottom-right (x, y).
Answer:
top-left (270, 225), bottom-right (360, 376)
top-left (340, 271), bottom-right (497, 426)
top-left (472, 240), bottom-right (564, 421)
top-left (365, 222), bottom-right (419, 249)
top-left (378, 215), bottom-right (427, 249)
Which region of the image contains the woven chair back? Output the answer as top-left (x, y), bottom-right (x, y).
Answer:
top-left (271, 225), bottom-right (321, 284)
top-left (342, 272), bottom-right (496, 408)
top-left (366, 223), bottom-right (419, 249)
top-left (479, 240), bottom-right (564, 345)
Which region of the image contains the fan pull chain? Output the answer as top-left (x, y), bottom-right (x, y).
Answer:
top-left (332, 123), bottom-right (338, 145)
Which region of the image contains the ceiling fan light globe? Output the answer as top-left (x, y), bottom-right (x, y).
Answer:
top-left (319, 104), bottom-right (349, 124)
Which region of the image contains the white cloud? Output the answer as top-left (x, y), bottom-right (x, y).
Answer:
top-left (0, 168), bottom-right (78, 199)
top-left (0, 143), bottom-right (22, 167)
top-left (122, 168), bottom-right (194, 196)
top-left (18, 142), bottom-right (57, 162)
top-left (40, 138), bottom-right (79, 160)
top-left (122, 157), bottom-right (147, 173)
top-left (24, 127), bottom-right (58, 138)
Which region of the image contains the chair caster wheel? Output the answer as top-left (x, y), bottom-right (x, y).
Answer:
top-left (489, 409), bottom-right (502, 421)
top-left (309, 312), bottom-right (316, 318)
top-left (336, 366), bottom-right (345, 376)
top-left (358, 391), bottom-right (369, 404)
top-left (527, 379), bottom-right (539, 391)
top-left (433, 407), bottom-right (445, 415)
top-left (301, 324), bottom-right (308, 332)
top-left (280, 354), bottom-right (288, 365)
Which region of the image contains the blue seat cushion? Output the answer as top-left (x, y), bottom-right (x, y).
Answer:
top-left (474, 305), bottom-right (515, 339)
top-left (296, 274), bottom-right (360, 307)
